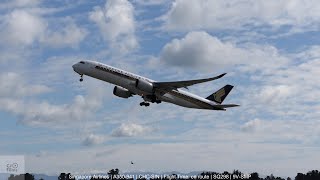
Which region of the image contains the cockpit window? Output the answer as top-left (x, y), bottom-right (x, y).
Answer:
top-left (80, 61), bottom-right (85, 64)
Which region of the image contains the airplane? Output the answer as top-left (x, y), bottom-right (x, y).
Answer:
top-left (72, 60), bottom-right (239, 111)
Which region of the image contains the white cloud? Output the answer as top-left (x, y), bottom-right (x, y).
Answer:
top-left (158, 32), bottom-right (320, 147)
top-left (89, 0), bottom-right (138, 54)
top-left (163, 0), bottom-right (320, 32)
top-left (0, 56), bottom-right (113, 129)
top-left (254, 85), bottom-right (294, 104)
top-left (160, 31), bottom-right (288, 72)
top-left (238, 45), bottom-right (320, 119)
top-left (42, 20), bottom-right (88, 48)
top-left (0, 93), bottom-right (103, 128)
top-left (82, 134), bottom-right (105, 146)
top-left (0, 72), bottom-right (51, 97)
top-left (0, 9), bottom-right (87, 48)
top-left (111, 123), bottom-right (152, 137)
top-left (160, 31), bottom-right (239, 69)
top-left (240, 119), bottom-right (262, 132)
top-left (1, 10), bottom-right (47, 46)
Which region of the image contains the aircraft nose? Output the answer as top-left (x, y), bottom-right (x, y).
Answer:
top-left (72, 63), bottom-right (79, 73)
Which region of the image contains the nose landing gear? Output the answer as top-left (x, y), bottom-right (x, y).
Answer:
top-left (79, 75), bottom-right (83, 82)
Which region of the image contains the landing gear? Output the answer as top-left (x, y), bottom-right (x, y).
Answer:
top-left (145, 95), bottom-right (161, 104)
top-left (140, 102), bottom-right (150, 106)
top-left (151, 99), bottom-right (161, 104)
top-left (79, 75), bottom-right (83, 82)
top-left (140, 95), bottom-right (161, 107)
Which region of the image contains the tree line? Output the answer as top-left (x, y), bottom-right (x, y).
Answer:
top-left (7, 169), bottom-right (320, 180)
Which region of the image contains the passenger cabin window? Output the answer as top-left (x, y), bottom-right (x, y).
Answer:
top-left (80, 61), bottom-right (85, 64)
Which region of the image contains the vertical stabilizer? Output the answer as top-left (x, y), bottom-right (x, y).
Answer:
top-left (206, 85), bottom-right (234, 104)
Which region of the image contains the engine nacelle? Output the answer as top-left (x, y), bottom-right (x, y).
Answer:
top-left (113, 86), bottom-right (132, 98)
top-left (135, 79), bottom-right (154, 94)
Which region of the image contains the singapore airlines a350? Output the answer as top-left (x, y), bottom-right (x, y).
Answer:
top-left (72, 60), bottom-right (239, 111)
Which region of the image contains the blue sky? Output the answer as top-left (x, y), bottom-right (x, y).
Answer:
top-left (0, 0), bottom-right (320, 177)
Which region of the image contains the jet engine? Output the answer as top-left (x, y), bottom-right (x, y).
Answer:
top-left (113, 86), bottom-right (133, 98)
top-left (135, 79), bottom-right (154, 94)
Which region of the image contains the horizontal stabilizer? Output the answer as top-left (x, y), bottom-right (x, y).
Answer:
top-left (213, 104), bottom-right (239, 108)
top-left (211, 104), bottom-right (240, 111)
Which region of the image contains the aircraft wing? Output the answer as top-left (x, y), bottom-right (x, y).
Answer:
top-left (154, 73), bottom-right (226, 90)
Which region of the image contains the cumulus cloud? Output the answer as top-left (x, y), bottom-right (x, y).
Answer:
top-left (0, 9), bottom-right (87, 48)
top-left (42, 20), bottom-right (88, 48)
top-left (0, 94), bottom-right (102, 127)
top-left (89, 0), bottom-right (138, 54)
top-left (160, 31), bottom-right (288, 72)
top-left (160, 31), bottom-right (239, 69)
top-left (275, 46), bottom-right (320, 94)
top-left (0, 54), bottom-right (115, 129)
top-left (82, 134), bottom-right (105, 146)
top-left (0, 72), bottom-right (51, 97)
top-left (238, 45), bottom-right (320, 118)
top-left (1, 10), bottom-right (47, 46)
top-left (159, 31), bottom-right (319, 129)
top-left (111, 123), bottom-right (151, 137)
top-left (240, 119), bottom-right (262, 132)
top-left (254, 85), bottom-right (294, 104)
top-left (163, 0), bottom-right (320, 32)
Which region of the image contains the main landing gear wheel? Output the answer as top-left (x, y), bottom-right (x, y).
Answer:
top-left (79, 75), bottom-right (83, 82)
top-left (150, 96), bottom-right (161, 104)
top-left (140, 102), bottom-right (150, 106)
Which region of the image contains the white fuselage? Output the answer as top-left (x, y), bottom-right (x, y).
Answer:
top-left (72, 60), bottom-right (217, 109)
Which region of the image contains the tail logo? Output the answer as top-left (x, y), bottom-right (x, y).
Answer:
top-left (206, 85), bottom-right (233, 104)
top-left (214, 89), bottom-right (226, 103)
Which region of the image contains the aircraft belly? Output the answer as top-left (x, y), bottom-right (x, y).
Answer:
top-left (89, 70), bottom-right (117, 84)
top-left (160, 93), bottom-right (203, 109)
top-left (85, 68), bottom-right (146, 95)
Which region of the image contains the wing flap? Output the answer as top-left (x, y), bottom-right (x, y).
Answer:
top-left (154, 73), bottom-right (226, 90)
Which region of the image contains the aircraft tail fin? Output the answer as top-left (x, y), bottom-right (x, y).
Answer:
top-left (206, 85), bottom-right (234, 104)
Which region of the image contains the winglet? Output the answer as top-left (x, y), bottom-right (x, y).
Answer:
top-left (218, 73), bottom-right (227, 78)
